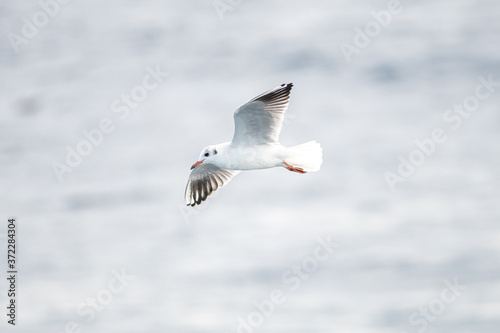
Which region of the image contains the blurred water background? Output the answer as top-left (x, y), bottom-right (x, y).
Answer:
top-left (1, 0), bottom-right (499, 332)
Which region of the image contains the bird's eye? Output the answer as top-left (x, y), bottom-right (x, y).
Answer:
top-left (214, 149), bottom-right (217, 155)
top-left (204, 152), bottom-right (209, 157)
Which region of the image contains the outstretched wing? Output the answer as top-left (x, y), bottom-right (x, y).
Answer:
top-left (185, 163), bottom-right (240, 206)
top-left (231, 83), bottom-right (293, 146)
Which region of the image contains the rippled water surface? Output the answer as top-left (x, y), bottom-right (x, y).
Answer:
top-left (1, 1), bottom-right (499, 332)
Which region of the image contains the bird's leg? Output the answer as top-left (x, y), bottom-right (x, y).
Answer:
top-left (283, 161), bottom-right (306, 174)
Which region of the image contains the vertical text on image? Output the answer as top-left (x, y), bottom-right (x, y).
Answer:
top-left (6, 217), bottom-right (18, 325)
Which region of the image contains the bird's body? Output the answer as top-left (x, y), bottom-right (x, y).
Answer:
top-left (208, 142), bottom-right (285, 170)
top-left (185, 83), bottom-right (322, 206)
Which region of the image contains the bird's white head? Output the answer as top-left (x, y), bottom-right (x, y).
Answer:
top-left (191, 144), bottom-right (223, 170)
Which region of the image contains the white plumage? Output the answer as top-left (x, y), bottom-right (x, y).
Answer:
top-left (185, 83), bottom-right (323, 206)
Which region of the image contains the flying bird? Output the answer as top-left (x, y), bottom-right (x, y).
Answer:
top-left (185, 83), bottom-right (322, 206)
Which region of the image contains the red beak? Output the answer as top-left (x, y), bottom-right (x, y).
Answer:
top-left (191, 160), bottom-right (204, 170)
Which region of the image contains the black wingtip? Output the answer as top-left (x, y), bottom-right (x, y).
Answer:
top-left (280, 83), bottom-right (293, 94)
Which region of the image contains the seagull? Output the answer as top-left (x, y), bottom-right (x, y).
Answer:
top-left (185, 83), bottom-right (322, 206)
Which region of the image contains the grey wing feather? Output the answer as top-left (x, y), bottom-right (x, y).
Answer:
top-left (231, 83), bottom-right (293, 146)
top-left (185, 163), bottom-right (239, 206)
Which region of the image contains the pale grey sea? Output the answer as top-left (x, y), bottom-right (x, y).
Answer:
top-left (1, 1), bottom-right (499, 332)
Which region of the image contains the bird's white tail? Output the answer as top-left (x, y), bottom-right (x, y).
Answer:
top-left (284, 140), bottom-right (323, 172)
